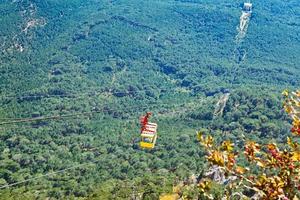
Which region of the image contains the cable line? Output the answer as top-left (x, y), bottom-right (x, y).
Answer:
top-left (0, 99), bottom-right (199, 126)
top-left (0, 110), bottom-right (102, 125)
top-left (0, 84), bottom-right (182, 101)
top-left (0, 162), bottom-right (95, 190)
top-left (0, 100), bottom-right (199, 189)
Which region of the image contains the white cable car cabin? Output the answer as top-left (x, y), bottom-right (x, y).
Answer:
top-left (140, 122), bottom-right (158, 149)
top-left (243, 2), bottom-right (252, 14)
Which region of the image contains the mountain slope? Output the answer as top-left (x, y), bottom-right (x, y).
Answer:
top-left (0, 0), bottom-right (299, 198)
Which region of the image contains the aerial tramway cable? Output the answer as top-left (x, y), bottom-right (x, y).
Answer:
top-left (0, 162), bottom-right (94, 190)
top-left (0, 111), bottom-right (143, 189)
top-left (0, 97), bottom-right (203, 189)
top-left (0, 85), bottom-right (201, 189)
top-left (0, 110), bottom-right (102, 125)
top-left (0, 107), bottom-right (155, 189)
top-left (0, 84), bottom-right (179, 101)
top-left (0, 98), bottom-right (198, 126)
top-left (0, 101), bottom-right (193, 189)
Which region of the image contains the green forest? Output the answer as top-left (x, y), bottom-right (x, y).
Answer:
top-left (0, 0), bottom-right (299, 199)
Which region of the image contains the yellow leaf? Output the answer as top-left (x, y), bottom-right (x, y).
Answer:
top-left (198, 132), bottom-right (214, 148)
top-left (296, 90), bottom-right (300, 97)
top-left (197, 132), bottom-right (203, 142)
top-left (221, 140), bottom-right (234, 152)
top-left (256, 160), bottom-right (266, 168)
top-left (282, 90), bottom-right (289, 97)
top-left (198, 179), bottom-right (212, 193)
top-left (159, 194), bottom-right (179, 200)
top-left (285, 106), bottom-right (292, 114)
top-left (287, 137), bottom-right (298, 150)
top-left (207, 150), bottom-right (225, 166)
top-left (292, 151), bottom-right (300, 161)
top-left (287, 137), bottom-right (292, 145)
top-left (206, 136), bottom-right (213, 147)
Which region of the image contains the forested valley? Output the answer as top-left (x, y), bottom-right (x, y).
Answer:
top-left (0, 0), bottom-right (299, 199)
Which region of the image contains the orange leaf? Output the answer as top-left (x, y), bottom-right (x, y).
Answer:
top-left (235, 166), bottom-right (247, 174)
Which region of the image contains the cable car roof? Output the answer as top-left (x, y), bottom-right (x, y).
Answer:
top-left (141, 132), bottom-right (156, 137)
top-left (244, 3), bottom-right (252, 8)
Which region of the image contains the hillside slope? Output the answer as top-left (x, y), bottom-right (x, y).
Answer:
top-left (0, 0), bottom-right (299, 198)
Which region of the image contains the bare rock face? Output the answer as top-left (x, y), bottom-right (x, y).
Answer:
top-left (203, 165), bottom-right (227, 184)
top-left (199, 166), bottom-right (267, 200)
top-left (188, 174), bottom-right (198, 185)
top-left (199, 165), bottom-right (238, 185)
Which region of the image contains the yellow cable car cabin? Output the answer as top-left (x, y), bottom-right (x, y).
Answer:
top-left (139, 112), bottom-right (158, 149)
top-left (140, 133), bottom-right (157, 149)
top-left (140, 123), bottom-right (158, 149)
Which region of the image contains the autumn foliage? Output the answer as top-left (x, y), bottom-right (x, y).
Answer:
top-left (197, 90), bottom-right (300, 200)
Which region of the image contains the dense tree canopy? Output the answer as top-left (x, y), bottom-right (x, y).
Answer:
top-left (0, 0), bottom-right (300, 199)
